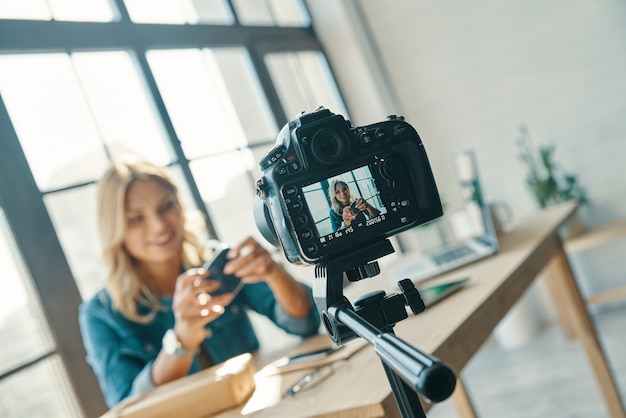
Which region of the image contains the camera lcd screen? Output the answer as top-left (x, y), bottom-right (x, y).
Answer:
top-left (301, 165), bottom-right (388, 244)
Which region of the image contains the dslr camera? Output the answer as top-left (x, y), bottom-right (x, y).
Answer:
top-left (254, 107), bottom-right (443, 266)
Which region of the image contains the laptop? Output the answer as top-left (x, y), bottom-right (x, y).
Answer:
top-left (388, 149), bottom-right (499, 286)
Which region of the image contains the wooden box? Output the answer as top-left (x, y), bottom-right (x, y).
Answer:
top-left (100, 353), bottom-right (255, 418)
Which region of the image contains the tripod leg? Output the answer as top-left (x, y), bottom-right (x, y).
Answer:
top-left (382, 362), bottom-right (427, 418)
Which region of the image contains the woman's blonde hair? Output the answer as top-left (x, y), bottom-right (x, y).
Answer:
top-left (328, 179), bottom-right (354, 215)
top-left (97, 158), bottom-right (209, 323)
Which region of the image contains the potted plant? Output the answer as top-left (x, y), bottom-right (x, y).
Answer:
top-left (516, 125), bottom-right (589, 208)
top-left (516, 125), bottom-right (589, 237)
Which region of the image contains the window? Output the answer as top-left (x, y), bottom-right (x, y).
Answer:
top-left (0, 2), bottom-right (347, 415)
top-left (0, 208), bottom-right (81, 417)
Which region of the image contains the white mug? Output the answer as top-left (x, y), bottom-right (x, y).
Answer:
top-left (489, 202), bottom-right (514, 234)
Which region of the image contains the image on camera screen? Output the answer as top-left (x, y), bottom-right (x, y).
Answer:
top-left (301, 164), bottom-right (388, 243)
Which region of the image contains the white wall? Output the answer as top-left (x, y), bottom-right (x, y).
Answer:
top-left (307, 0), bottom-right (626, 308)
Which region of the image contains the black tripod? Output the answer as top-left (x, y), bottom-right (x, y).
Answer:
top-left (313, 239), bottom-right (457, 417)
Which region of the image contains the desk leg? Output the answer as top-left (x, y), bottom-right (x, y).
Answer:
top-left (542, 261), bottom-right (576, 339)
top-left (546, 245), bottom-right (626, 418)
top-left (451, 377), bottom-right (478, 418)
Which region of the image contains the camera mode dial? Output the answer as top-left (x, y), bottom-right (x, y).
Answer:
top-left (260, 144), bottom-right (287, 170)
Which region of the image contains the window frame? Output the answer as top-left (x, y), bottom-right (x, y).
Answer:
top-left (0, 1), bottom-right (344, 415)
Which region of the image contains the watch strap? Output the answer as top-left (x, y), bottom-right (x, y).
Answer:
top-left (163, 329), bottom-right (199, 357)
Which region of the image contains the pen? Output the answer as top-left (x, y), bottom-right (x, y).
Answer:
top-left (282, 361), bottom-right (345, 398)
top-left (285, 345), bottom-right (344, 364)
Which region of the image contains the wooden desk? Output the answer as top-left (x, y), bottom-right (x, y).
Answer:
top-left (214, 202), bottom-right (625, 418)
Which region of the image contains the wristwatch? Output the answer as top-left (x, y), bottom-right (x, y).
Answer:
top-left (162, 329), bottom-right (199, 357)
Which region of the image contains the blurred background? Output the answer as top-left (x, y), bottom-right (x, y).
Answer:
top-left (1, 1), bottom-right (625, 416)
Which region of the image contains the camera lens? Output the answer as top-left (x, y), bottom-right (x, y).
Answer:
top-left (310, 128), bottom-right (347, 165)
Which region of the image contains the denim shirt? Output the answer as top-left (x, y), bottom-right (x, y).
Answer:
top-left (79, 281), bottom-right (321, 408)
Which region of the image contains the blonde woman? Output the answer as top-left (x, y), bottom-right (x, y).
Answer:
top-left (79, 159), bottom-right (320, 407)
top-left (328, 179), bottom-right (380, 232)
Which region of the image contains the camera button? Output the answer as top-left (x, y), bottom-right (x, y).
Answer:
top-left (276, 165), bottom-right (288, 176)
top-left (282, 185), bottom-right (299, 199)
top-left (287, 161), bottom-right (301, 173)
top-left (397, 197), bottom-right (410, 209)
top-left (380, 157), bottom-right (403, 179)
top-left (296, 214), bottom-right (309, 226)
top-left (290, 200), bottom-right (303, 212)
top-left (300, 229), bottom-right (314, 240)
top-left (304, 243), bottom-right (318, 255)
top-left (375, 128), bottom-right (389, 142)
top-left (358, 131), bottom-right (374, 147)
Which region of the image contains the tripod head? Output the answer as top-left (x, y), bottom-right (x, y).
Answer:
top-left (313, 239), bottom-right (456, 414)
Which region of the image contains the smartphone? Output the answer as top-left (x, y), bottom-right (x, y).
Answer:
top-left (202, 247), bottom-right (242, 296)
top-left (349, 200), bottom-right (360, 215)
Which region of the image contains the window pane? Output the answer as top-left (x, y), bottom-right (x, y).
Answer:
top-left (0, 208), bottom-right (55, 376)
top-left (166, 164), bottom-right (212, 242)
top-left (211, 48), bottom-right (278, 145)
top-left (265, 51), bottom-right (348, 120)
top-left (267, 0), bottom-right (310, 26)
top-left (167, 164), bottom-right (200, 214)
top-left (0, 355), bottom-right (81, 418)
top-left (0, 0), bottom-right (115, 21)
top-left (0, 0), bottom-right (51, 20)
top-left (48, 0), bottom-right (115, 22)
top-left (191, 0), bottom-right (235, 24)
top-left (0, 51), bottom-right (174, 192)
top-left (44, 185), bottom-right (106, 301)
top-left (231, 0), bottom-right (272, 25)
top-left (0, 53), bottom-right (109, 191)
top-left (189, 151), bottom-right (261, 245)
top-left (301, 186), bottom-right (332, 235)
top-left (250, 144), bottom-right (275, 183)
top-left (231, 0), bottom-right (309, 27)
top-left (147, 48), bottom-right (276, 159)
top-left (124, 0), bottom-right (234, 24)
top-left (72, 51), bottom-right (174, 166)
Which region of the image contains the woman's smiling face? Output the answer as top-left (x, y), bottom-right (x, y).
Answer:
top-left (334, 182), bottom-right (351, 206)
top-left (122, 179), bottom-right (183, 266)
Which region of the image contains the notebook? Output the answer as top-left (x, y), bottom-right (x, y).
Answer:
top-left (388, 149), bottom-right (499, 286)
top-left (417, 277), bottom-right (470, 307)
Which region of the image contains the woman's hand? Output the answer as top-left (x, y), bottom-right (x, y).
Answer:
top-left (223, 237), bottom-right (311, 318)
top-left (222, 237), bottom-right (281, 284)
top-left (171, 268), bottom-right (233, 350)
top-left (342, 205), bottom-right (357, 226)
top-left (354, 198), bottom-right (380, 218)
top-left (353, 198), bottom-right (368, 212)
top-left (152, 268), bottom-right (232, 387)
